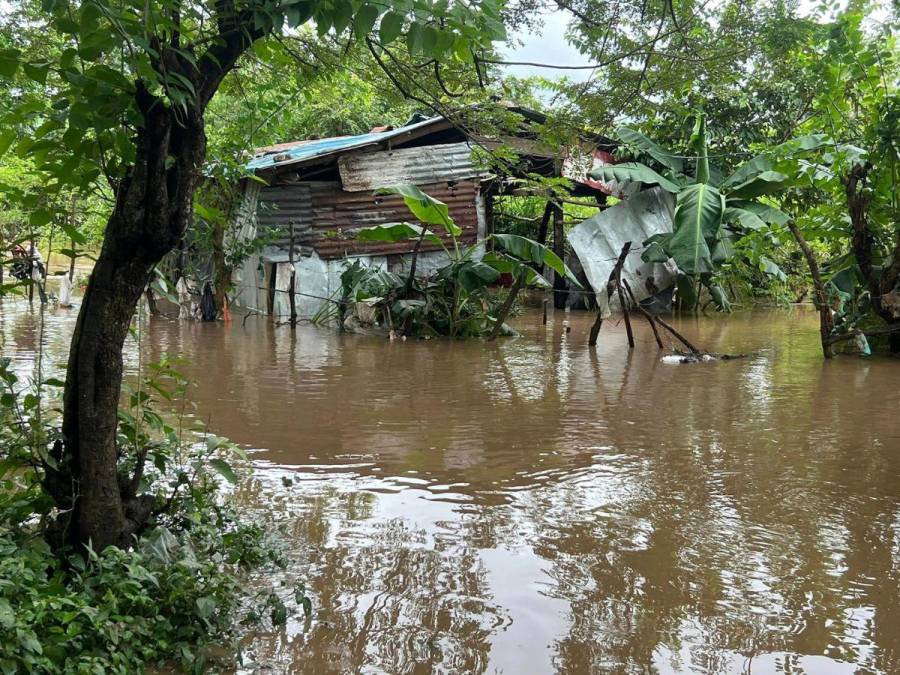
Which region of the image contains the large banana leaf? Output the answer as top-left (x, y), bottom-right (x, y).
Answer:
top-left (375, 185), bottom-right (462, 236)
top-left (491, 233), bottom-right (583, 288)
top-left (357, 222), bottom-right (443, 246)
top-left (667, 183), bottom-right (726, 275)
top-left (589, 162), bottom-right (682, 193)
top-left (616, 127), bottom-right (684, 173)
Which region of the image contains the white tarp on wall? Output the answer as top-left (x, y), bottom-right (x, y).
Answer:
top-left (567, 187), bottom-right (676, 315)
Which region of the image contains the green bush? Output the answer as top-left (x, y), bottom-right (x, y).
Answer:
top-left (0, 352), bottom-right (299, 674)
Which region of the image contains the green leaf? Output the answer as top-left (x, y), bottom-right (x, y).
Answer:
top-left (285, 1), bottom-right (314, 27)
top-left (0, 130), bottom-right (14, 158)
top-left (357, 222), bottom-right (442, 246)
top-left (22, 61), bottom-right (49, 84)
top-left (406, 22), bottom-right (424, 54)
top-left (728, 171), bottom-right (792, 199)
top-left (711, 233), bottom-right (736, 264)
top-left (456, 260), bottom-right (500, 292)
top-left (589, 162), bottom-right (682, 192)
top-left (378, 11), bottom-right (404, 43)
top-left (196, 597), bottom-right (216, 620)
top-left (353, 4), bottom-right (380, 40)
top-left (676, 273), bottom-right (698, 308)
top-left (210, 459), bottom-right (237, 484)
top-left (690, 113), bottom-right (709, 183)
top-left (668, 183), bottom-right (725, 275)
top-left (491, 233), bottom-right (582, 288)
top-left (482, 252), bottom-right (552, 289)
top-left (723, 207), bottom-right (766, 231)
top-left (759, 256), bottom-right (787, 281)
top-left (375, 185), bottom-right (461, 235)
top-left (641, 234), bottom-right (672, 263)
top-left (0, 49), bottom-right (21, 78)
top-left (721, 155), bottom-right (773, 189)
top-left (707, 283), bottom-right (732, 312)
top-left (616, 127), bottom-right (683, 173)
top-left (727, 200), bottom-right (789, 225)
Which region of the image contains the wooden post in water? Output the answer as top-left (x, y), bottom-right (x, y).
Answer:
top-left (551, 201), bottom-right (566, 309)
top-left (288, 221), bottom-right (297, 328)
top-left (617, 269), bottom-right (634, 349)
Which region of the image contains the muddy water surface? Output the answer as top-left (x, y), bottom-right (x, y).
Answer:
top-left (2, 298), bottom-right (899, 674)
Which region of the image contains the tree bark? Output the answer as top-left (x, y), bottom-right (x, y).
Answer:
top-left (44, 12), bottom-right (268, 550)
top-left (844, 162), bottom-right (900, 351)
top-left (212, 217), bottom-right (229, 318)
top-left (787, 220), bottom-right (834, 358)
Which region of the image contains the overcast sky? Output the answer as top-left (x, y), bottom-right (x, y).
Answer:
top-left (500, 1), bottom-right (893, 87)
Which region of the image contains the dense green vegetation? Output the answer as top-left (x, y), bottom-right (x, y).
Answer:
top-left (0, 0), bottom-right (897, 669)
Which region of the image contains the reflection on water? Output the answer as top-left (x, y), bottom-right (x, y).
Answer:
top-left (2, 297), bottom-right (899, 674)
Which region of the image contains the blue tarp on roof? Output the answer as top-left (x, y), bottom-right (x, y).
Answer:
top-left (246, 116), bottom-right (443, 172)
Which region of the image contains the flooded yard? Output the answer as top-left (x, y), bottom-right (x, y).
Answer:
top-left (2, 298), bottom-right (899, 674)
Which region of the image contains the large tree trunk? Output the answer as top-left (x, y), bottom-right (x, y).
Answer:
top-left (844, 162), bottom-right (900, 352)
top-left (49, 100), bottom-right (207, 551)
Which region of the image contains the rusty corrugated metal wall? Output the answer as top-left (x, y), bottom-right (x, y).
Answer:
top-left (256, 180), bottom-right (479, 259)
top-left (337, 143), bottom-right (487, 192)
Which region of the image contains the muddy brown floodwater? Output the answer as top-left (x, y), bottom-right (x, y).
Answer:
top-left (2, 296), bottom-right (900, 674)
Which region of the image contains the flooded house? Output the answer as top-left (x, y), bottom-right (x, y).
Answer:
top-left (225, 106), bottom-right (673, 320)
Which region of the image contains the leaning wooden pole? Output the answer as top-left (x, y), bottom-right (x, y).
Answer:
top-left (616, 268), bottom-right (634, 349)
top-left (622, 279), bottom-right (664, 349)
top-left (589, 241), bottom-right (631, 347)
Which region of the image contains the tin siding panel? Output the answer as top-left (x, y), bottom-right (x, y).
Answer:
top-left (338, 143), bottom-right (484, 192)
top-left (255, 180), bottom-right (480, 260)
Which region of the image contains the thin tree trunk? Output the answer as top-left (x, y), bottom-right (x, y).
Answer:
top-left (212, 217), bottom-right (229, 319)
top-left (787, 220), bottom-right (834, 358)
top-left (488, 271), bottom-right (525, 340)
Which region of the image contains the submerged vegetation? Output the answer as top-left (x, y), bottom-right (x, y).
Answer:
top-left (335, 185), bottom-right (580, 338)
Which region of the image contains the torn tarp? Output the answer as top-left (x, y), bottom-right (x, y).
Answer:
top-left (567, 187), bottom-right (676, 316)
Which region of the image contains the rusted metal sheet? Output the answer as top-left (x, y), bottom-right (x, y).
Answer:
top-left (337, 143), bottom-right (486, 192)
top-left (255, 180), bottom-right (479, 260)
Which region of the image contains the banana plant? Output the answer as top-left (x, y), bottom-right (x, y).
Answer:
top-left (354, 185), bottom-right (581, 337)
top-left (590, 114), bottom-right (813, 310)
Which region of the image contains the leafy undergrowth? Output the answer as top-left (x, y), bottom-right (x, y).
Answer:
top-left (0, 513), bottom-right (277, 674)
top-left (0, 353), bottom-right (307, 674)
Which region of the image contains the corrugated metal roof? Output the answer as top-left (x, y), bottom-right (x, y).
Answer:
top-left (246, 116), bottom-right (448, 172)
top-left (338, 143), bottom-right (487, 192)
